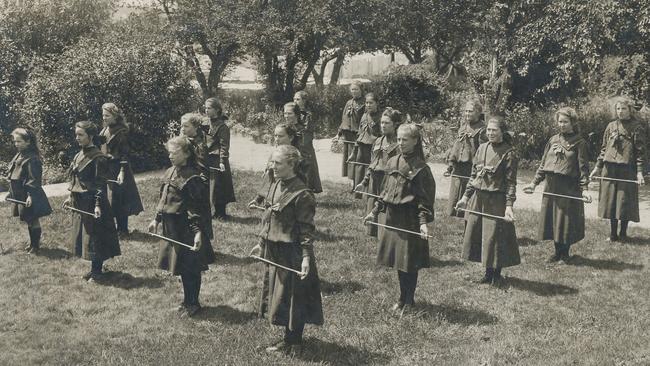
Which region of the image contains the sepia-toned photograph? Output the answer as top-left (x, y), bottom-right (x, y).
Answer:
top-left (0, 0), bottom-right (649, 365)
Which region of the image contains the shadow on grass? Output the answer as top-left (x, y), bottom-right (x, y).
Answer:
top-left (37, 247), bottom-right (70, 260)
top-left (321, 279), bottom-right (365, 295)
top-left (126, 231), bottom-right (161, 244)
top-left (568, 255), bottom-right (643, 271)
top-left (297, 338), bottom-right (390, 365)
top-left (221, 215), bottom-right (260, 225)
top-left (317, 199), bottom-right (358, 210)
top-left (518, 237), bottom-right (539, 247)
top-left (506, 277), bottom-right (578, 296)
top-left (217, 252), bottom-right (256, 266)
top-left (99, 271), bottom-right (165, 289)
top-left (412, 302), bottom-right (498, 326)
top-left (314, 230), bottom-right (355, 242)
top-left (430, 258), bottom-right (463, 267)
top-left (196, 305), bottom-right (257, 324)
top-left (621, 236), bottom-right (650, 246)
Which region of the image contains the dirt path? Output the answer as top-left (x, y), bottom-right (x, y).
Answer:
top-left (3, 133), bottom-right (648, 229)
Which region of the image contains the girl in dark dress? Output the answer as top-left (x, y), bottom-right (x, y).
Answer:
top-left (293, 91), bottom-right (322, 193)
top-left (355, 108), bottom-right (402, 237)
top-left (364, 123), bottom-right (435, 314)
top-left (64, 121), bottom-right (121, 282)
top-left (99, 103), bottom-right (144, 236)
top-left (351, 93), bottom-right (382, 198)
top-left (250, 145), bottom-right (323, 354)
top-left (337, 81), bottom-right (365, 182)
top-left (523, 107), bottom-right (590, 262)
top-left (7, 128), bottom-right (52, 254)
top-left (204, 98), bottom-right (236, 220)
top-left (148, 136), bottom-right (215, 317)
top-left (590, 96), bottom-right (646, 241)
top-left (445, 100), bottom-right (487, 217)
top-left (455, 116), bottom-right (519, 286)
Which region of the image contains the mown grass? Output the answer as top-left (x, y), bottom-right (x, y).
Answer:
top-left (1, 169), bottom-right (649, 366)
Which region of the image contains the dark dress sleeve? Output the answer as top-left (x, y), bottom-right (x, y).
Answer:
top-left (184, 176), bottom-right (209, 235)
top-left (412, 166), bottom-right (436, 225)
top-left (94, 156), bottom-right (110, 207)
top-left (294, 191), bottom-right (316, 258)
top-left (634, 123), bottom-right (647, 173)
top-left (113, 132), bottom-right (130, 163)
top-left (577, 140), bottom-right (590, 189)
top-left (463, 146), bottom-right (481, 200)
top-left (218, 125), bottom-right (231, 164)
top-left (596, 123), bottom-right (611, 169)
top-left (504, 150), bottom-right (518, 207)
top-left (25, 158), bottom-right (44, 194)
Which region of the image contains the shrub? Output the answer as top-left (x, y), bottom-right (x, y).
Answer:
top-left (20, 34), bottom-right (198, 172)
top-left (379, 64), bottom-right (448, 119)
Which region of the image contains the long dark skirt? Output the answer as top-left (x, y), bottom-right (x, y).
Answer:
top-left (340, 130), bottom-right (357, 178)
top-left (597, 162), bottom-right (640, 222)
top-left (209, 159), bottom-right (236, 214)
top-left (69, 192), bottom-right (120, 261)
top-left (538, 173), bottom-right (585, 246)
top-left (462, 190), bottom-right (520, 268)
top-left (446, 162), bottom-right (472, 217)
top-left (365, 170), bottom-right (386, 237)
top-left (257, 240), bottom-right (323, 330)
top-left (351, 142), bottom-right (372, 191)
top-left (10, 180), bottom-right (52, 222)
top-left (107, 164), bottom-right (144, 218)
top-left (157, 213), bottom-right (215, 276)
top-left (302, 147), bottom-right (323, 193)
top-left (377, 203), bottom-right (430, 273)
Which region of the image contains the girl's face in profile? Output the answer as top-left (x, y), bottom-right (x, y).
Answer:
top-left (380, 115), bottom-right (395, 137)
top-left (269, 151), bottom-right (294, 180)
top-left (283, 106), bottom-right (298, 124)
top-left (274, 126), bottom-right (293, 146)
top-left (168, 147), bottom-right (189, 167)
top-left (180, 120), bottom-right (198, 138)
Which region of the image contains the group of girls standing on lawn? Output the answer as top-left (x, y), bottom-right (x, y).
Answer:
top-left (4, 85), bottom-right (646, 354)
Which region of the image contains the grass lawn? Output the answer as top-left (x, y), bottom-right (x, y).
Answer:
top-left (1, 169), bottom-right (649, 366)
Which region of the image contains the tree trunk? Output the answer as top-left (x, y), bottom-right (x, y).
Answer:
top-left (329, 51), bottom-right (346, 85)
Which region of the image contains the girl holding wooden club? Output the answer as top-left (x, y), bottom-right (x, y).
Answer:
top-left (148, 136), bottom-right (215, 317)
top-left (355, 107), bottom-right (402, 237)
top-left (6, 127), bottom-right (52, 254)
top-left (337, 81), bottom-right (365, 181)
top-left (445, 99), bottom-right (487, 217)
top-left (64, 121), bottom-right (120, 282)
top-left (249, 144), bottom-right (323, 354)
top-left (364, 123), bottom-right (435, 313)
top-left (350, 93), bottom-right (382, 198)
top-left (589, 96), bottom-right (646, 241)
top-left (523, 107), bottom-right (590, 262)
top-left (99, 103), bottom-right (144, 236)
top-left (455, 115), bottom-right (519, 286)
top-left (204, 98), bottom-right (236, 221)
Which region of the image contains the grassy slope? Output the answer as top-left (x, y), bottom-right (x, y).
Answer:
top-left (0, 169), bottom-right (649, 366)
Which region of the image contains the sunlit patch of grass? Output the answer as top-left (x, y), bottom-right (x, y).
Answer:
top-left (0, 169), bottom-right (649, 365)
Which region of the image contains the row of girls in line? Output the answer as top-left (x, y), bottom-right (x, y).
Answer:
top-left (337, 85), bottom-right (646, 311)
top-left (5, 99), bottom-right (236, 316)
top-left (444, 96), bottom-right (646, 286)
